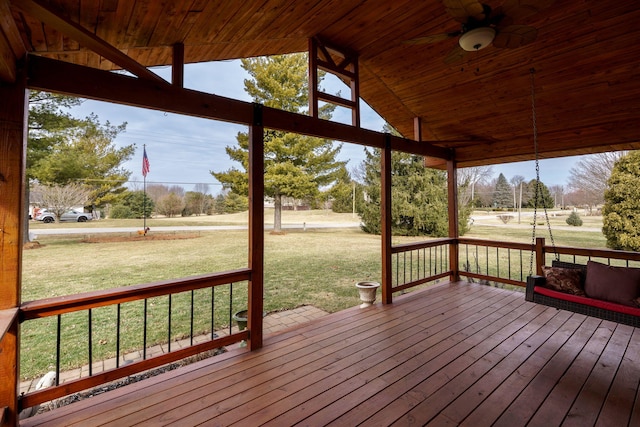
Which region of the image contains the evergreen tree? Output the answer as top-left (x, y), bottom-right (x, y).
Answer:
top-left (492, 173), bottom-right (512, 209)
top-left (359, 147), bottom-right (469, 236)
top-left (212, 54), bottom-right (345, 232)
top-left (28, 92), bottom-right (132, 209)
top-left (328, 165), bottom-right (364, 213)
top-left (602, 152), bottom-right (640, 251)
top-left (523, 179), bottom-right (554, 209)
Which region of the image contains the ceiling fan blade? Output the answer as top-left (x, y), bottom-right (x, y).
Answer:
top-left (404, 31), bottom-right (461, 45)
top-left (442, 0), bottom-right (486, 23)
top-left (444, 45), bottom-right (467, 64)
top-left (501, 0), bottom-right (555, 21)
top-left (493, 25), bottom-right (538, 48)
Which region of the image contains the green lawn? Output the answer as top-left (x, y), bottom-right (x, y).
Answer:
top-left (20, 211), bottom-right (607, 379)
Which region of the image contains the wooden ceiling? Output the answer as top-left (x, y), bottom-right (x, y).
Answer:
top-left (2, 0), bottom-right (639, 167)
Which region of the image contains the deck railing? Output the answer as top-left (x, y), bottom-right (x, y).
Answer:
top-left (536, 237), bottom-right (640, 270)
top-left (391, 238), bottom-right (452, 292)
top-left (18, 268), bottom-right (252, 411)
top-left (458, 238), bottom-right (533, 288)
top-left (391, 237), bottom-right (640, 292)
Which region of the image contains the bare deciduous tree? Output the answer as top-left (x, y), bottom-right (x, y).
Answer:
top-left (567, 152), bottom-right (628, 212)
top-left (33, 183), bottom-right (91, 222)
top-left (458, 165), bottom-right (494, 206)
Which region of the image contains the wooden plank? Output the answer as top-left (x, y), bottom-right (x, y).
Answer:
top-left (106, 285), bottom-right (493, 425)
top-left (381, 137), bottom-right (392, 303)
top-left (563, 323), bottom-right (635, 426)
top-left (21, 284), bottom-right (640, 427)
top-left (460, 315), bottom-right (601, 426)
top-left (13, 0), bottom-right (167, 84)
top-left (0, 308), bottom-right (17, 340)
top-left (316, 294), bottom-right (536, 427)
top-left (248, 122), bottom-right (264, 350)
top-left (231, 288), bottom-right (521, 426)
top-left (349, 299), bottom-right (557, 426)
top-left (386, 308), bottom-right (576, 425)
top-left (26, 56), bottom-right (450, 160)
top-left (27, 284), bottom-right (488, 426)
top-left (597, 327), bottom-right (640, 426)
top-left (20, 269), bottom-right (251, 319)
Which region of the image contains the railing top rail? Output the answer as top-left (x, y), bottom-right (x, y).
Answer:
top-left (458, 237), bottom-right (533, 251)
top-left (547, 245), bottom-right (640, 262)
top-left (391, 237), bottom-right (454, 253)
top-left (20, 268), bottom-right (252, 320)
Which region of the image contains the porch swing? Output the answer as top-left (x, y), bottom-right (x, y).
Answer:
top-left (523, 69), bottom-right (640, 327)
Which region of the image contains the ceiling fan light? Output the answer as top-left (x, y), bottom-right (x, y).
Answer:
top-left (459, 27), bottom-right (496, 51)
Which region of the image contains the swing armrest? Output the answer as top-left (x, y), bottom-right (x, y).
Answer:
top-left (526, 275), bottom-right (545, 302)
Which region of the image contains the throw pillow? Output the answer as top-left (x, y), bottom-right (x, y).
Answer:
top-left (541, 266), bottom-right (585, 296)
top-left (584, 261), bottom-right (640, 307)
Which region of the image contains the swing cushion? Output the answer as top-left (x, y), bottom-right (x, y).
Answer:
top-left (533, 286), bottom-right (640, 317)
top-left (541, 265), bottom-right (585, 296)
top-left (584, 261), bottom-right (640, 307)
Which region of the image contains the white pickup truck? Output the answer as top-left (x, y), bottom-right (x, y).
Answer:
top-left (35, 209), bottom-right (92, 223)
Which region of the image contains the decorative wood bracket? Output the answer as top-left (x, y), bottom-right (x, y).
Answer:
top-left (308, 36), bottom-right (360, 127)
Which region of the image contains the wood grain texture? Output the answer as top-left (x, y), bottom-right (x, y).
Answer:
top-left (20, 282), bottom-right (640, 426)
top-left (2, 1), bottom-right (638, 166)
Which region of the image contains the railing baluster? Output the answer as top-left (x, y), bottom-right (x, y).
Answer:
top-left (229, 283), bottom-right (233, 335)
top-left (190, 290), bottom-right (194, 346)
top-left (116, 304), bottom-right (121, 368)
top-left (403, 252), bottom-right (407, 286)
top-left (143, 299), bottom-right (148, 360)
top-left (56, 315), bottom-right (61, 386)
top-left (168, 294), bottom-right (172, 352)
top-left (211, 287), bottom-right (215, 340)
top-left (88, 309), bottom-right (92, 376)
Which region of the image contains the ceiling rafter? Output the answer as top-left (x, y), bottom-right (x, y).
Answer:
top-left (10, 0), bottom-right (168, 85)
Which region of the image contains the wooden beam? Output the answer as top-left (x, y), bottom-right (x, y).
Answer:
top-left (248, 104), bottom-right (264, 351)
top-left (11, 0), bottom-right (167, 84)
top-left (0, 0), bottom-right (26, 82)
top-left (0, 69), bottom-right (26, 427)
top-left (447, 158), bottom-right (459, 282)
top-left (172, 42), bottom-right (184, 88)
top-left (27, 56), bottom-right (451, 160)
top-left (381, 135), bottom-right (393, 304)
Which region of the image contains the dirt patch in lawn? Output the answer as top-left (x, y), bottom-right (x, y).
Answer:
top-left (81, 233), bottom-right (202, 243)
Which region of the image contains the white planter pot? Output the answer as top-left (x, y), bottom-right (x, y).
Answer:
top-left (355, 281), bottom-right (380, 308)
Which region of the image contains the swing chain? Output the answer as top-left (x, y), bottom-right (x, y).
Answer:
top-left (529, 68), bottom-right (558, 276)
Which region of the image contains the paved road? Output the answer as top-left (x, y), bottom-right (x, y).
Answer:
top-left (31, 222), bottom-right (362, 235)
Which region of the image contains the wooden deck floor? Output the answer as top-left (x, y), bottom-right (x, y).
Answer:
top-left (22, 281), bottom-right (640, 426)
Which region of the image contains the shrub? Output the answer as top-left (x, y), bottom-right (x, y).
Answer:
top-left (109, 205), bottom-right (133, 219)
top-left (497, 214), bottom-right (514, 224)
top-left (566, 211), bottom-right (583, 226)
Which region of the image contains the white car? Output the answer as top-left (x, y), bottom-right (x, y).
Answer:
top-left (36, 210), bottom-right (92, 223)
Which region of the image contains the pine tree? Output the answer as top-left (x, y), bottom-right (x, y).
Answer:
top-left (492, 173), bottom-right (512, 209)
top-left (602, 152), bottom-right (640, 251)
top-left (212, 54), bottom-right (345, 232)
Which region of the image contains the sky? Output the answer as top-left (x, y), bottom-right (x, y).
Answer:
top-left (69, 59), bottom-right (581, 194)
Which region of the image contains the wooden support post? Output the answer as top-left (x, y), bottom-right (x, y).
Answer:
top-left (0, 63), bottom-right (27, 427)
top-left (308, 38), bottom-right (319, 120)
top-left (172, 42), bottom-right (184, 88)
top-left (447, 158), bottom-right (459, 281)
top-left (381, 134), bottom-right (393, 304)
top-left (248, 104), bottom-right (264, 350)
top-left (535, 237), bottom-right (546, 276)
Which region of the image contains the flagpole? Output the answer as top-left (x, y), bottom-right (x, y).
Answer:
top-left (142, 144), bottom-right (148, 235)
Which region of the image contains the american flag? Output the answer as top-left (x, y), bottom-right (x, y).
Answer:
top-left (142, 147), bottom-right (150, 177)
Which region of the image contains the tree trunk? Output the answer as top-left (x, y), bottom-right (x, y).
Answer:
top-left (274, 193), bottom-right (282, 232)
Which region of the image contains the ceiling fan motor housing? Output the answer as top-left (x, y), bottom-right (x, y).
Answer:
top-left (459, 26), bottom-right (496, 51)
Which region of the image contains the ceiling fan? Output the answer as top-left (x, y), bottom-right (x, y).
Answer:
top-left (405, 0), bottom-right (554, 63)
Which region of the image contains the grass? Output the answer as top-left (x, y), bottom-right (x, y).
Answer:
top-left (20, 210), bottom-right (608, 380)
